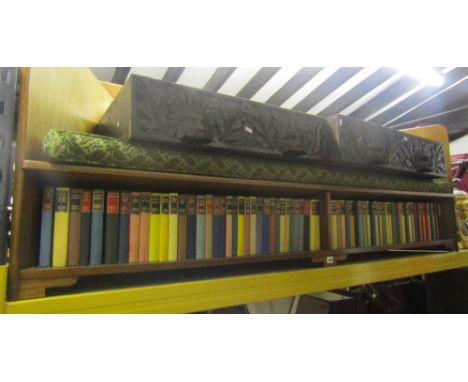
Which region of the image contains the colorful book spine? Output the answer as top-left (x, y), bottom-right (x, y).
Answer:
top-left (39, 187), bottom-right (54, 267)
top-left (168, 193), bottom-right (178, 262)
top-left (104, 191), bottom-right (120, 264)
top-left (204, 195), bottom-right (213, 259)
top-left (149, 193), bottom-right (161, 262)
top-left (159, 194), bottom-right (169, 261)
top-left (232, 197), bottom-right (238, 257)
top-left (212, 196), bottom-right (221, 258)
top-left (298, 199), bottom-right (304, 252)
top-left (237, 197), bottom-right (245, 256)
top-left (79, 190), bottom-right (92, 266)
top-left (250, 197), bottom-right (257, 255)
top-left (129, 192), bottom-right (141, 263)
top-left (279, 198), bottom-right (286, 253)
top-left (331, 200), bottom-right (338, 250)
top-left (268, 198), bottom-right (276, 255)
top-left (225, 196), bottom-right (233, 258)
top-left (290, 199), bottom-right (297, 251)
top-left (118, 192), bottom-right (130, 264)
top-left (262, 197), bottom-right (270, 255)
top-left (303, 200), bottom-right (310, 251)
top-left (186, 195), bottom-right (197, 260)
top-left (275, 198), bottom-right (281, 254)
top-left (196, 195), bottom-right (206, 260)
top-left (138, 192), bottom-right (151, 262)
top-left (370, 201), bottom-right (378, 246)
top-left (348, 201), bottom-right (355, 248)
top-left (285, 199), bottom-right (291, 252)
top-left (52, 187), bottom-right (71, 267)
top-left (256, 197), bottom-right (263, 256)
top-left (177, 195), bottom-right (187, 261)
top-left (219, 197), bottom-right (226, 258)
top-left (89, 189), bottom-right (105, 265)
top-left (381, 202), bottom-right (388, 246)
top-left (398, 202), bottom-right (406, 243)
top-left (385, 202), bottom-right (393, 245)
top-left (244, 197), bottom-right (250, 256)
top-left (310, 200), bottom-right (321, 251)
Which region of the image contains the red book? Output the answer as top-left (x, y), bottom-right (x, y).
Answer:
top-left (104, 191), bottom-right (120, 264)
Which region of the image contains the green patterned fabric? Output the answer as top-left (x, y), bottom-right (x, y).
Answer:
top-left (43, 129), bottom-right (451, 194)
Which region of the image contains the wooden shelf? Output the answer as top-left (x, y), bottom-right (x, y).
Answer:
top-left (22, 160), bottom-right (454, 200)
top-left (4, 249), bottom-right (468, 313)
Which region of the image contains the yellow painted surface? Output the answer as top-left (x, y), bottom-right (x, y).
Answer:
top-left (24, 67), bottom-right (113, 160)
top-left (0, 265), bottom-right (7, 313)
top-left (5, 250), bottom-right (468, 314)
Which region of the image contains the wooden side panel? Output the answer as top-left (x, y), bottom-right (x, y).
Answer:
top-left (24, 67), bottom-right (113, 160)
top-left (402, 124), bottom-right (451, 180)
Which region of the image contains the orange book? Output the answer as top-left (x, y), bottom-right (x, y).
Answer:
top-left (138, 192), bottom-right (150, 262)
top-left (129, 192), bottom-right (140, 263)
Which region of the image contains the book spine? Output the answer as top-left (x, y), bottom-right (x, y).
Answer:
top-left (186, 195), bottom-right (197, 260)
top-left (79, 190), bottom-right (92, 265)
top-left (335, 200), bottom-right (342, 249)
top-left (212, 196), bottom-right (221, 258)
top-left (256, 197), bottom-right (263, 256)
top-left (303, 200), bottom-right (310, 251)
top-left (196, 195), bottom-right (206, 260)
top-left (279, 198), bottom-right (286, 252)
top-left (348, 201), bottom-right (355, 248)
top-left (244, 197), bottom-right (251, 256)
top-left (149, 193), bottom-right (161, 262)
top-left (310, 200), bottom-right (321, 250)
top-left (386, 202), bottom-right (393, 245)
top-left (225, 196), bottom-right (233, 258)
top-left (344, 200), bottom-right (351, 249)
top-left (204, 195), bottom-right (213, 259)
top-left (331, 200), bottom-right (338, 249)
top-left (268, 198), bottom-right (276, 255)
top-left (237, 197), bottom-right (244, 256)
top-left (89, 189), bottom-right (105, 265)
top-left (129, 192), bottom-right (141, 263)
top-left (118, 192), bottom-right (130, 264)
top-left (39, 187), bottom-right (54, 267)
top-left (370, 201), bottom-right (377, 246)
top-left (159, 194), bottom-right (170, 261)
top-left (168, 193), bottom-right (178, 262)
top-left (297, 199), bottom-right (304, 252)
top-left (289, 199), bottom-right (296, 251)
top-left (52, 187), bottom-right (71, 267)
top-left (262, 197), bottom-right (270, 255)
top-left (381, 202), bottom-right (388, 246)
top-left (232, 197), bottom-right (238, 257)
top-left (211, 196), bottom-right (221, 258)
top-left (104, 191), bottom-right (120, 264)
top-left (366, 201), bottom-right (372, 248)
top-left (275, 198), bottom-right (281, 254)
top-left (177, 194), bottom-right (187, 261)
top-left (138, 192), bottom-right (151, 262)
top-left (220, 197), bottom-right (226, 258)
top-left (250, 197), bottom-right (257, 255)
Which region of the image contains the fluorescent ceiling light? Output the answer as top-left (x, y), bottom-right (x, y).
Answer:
top-left (396, 67), bottom-right (444, 87)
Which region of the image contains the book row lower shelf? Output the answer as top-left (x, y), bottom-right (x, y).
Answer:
top-left (37, 186), bottom-right (451, 272)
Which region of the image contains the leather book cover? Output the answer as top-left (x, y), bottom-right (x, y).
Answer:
top-left (249, 197), bottom-right (257, 256)
top-left (168, 193), bottom-right (178, 262)
top-left (177, 194), bottom-right (187, 261)
top-left (225, 196), bottom-right (233, 258)
top-left (39, 187), bottom-right (54, 267)
top-left (219, 197), bottom-right (226, 258)
top-left (118, 192), bottom-right (130, 264)
top-left (268, 198), bottom-right (276, 255)
top-left (275, 198), bottom-right (281, 253)
top-left (79, 190), bottom-right (92, 265)
top-left (237, 196), bottom-right (244, 256)
top-left (205, 195), bottom-right (213, 259)
top-left (149, 193), bottom-right (161, 262)
top-left (89, 189), bottom-right (105, 265)
top-left (256, 197), bottom-right (263, 256)
top-left (138, 192), bottom-right (151, 262)
top-left (129, 192), bottom-right (141, 263)
top-left (196, 195), bottom-right (206, 260)
top-left (243, 197), bottom-right (250, 256)
top-left (159, 194), bottom-right (170, 261)
top-left (68, 189), bottom-right (82, 266)
top-left (212, 196), bottom-right (221, 258)
top-left (186, 195), bottom-right (197, 260)
top-left (52, 187), bottom-right (70, 267)
top-left (231, 196), bottom-right (238, 257)
top-left (303, 200), bottom-right (310, 251)
top-left (104, 191), bottom-right (120, 264)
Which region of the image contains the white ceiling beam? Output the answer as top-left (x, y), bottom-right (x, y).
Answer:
top-left (128, 67), bottom-right (168, 80)
top-left (176, 67), bottom-right (218, 89)
top-left (250, 67), bottom-right (302, 103)
top-left (217, 67), bottom-right (262, 96)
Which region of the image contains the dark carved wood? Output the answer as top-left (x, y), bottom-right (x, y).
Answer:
top-left (97, 75), bottom-right (446, 178)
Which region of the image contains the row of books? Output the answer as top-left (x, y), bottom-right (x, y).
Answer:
top-left (330, 200), bottom-right (441, 249)
top-left (38, 187), bottom-right (321, 267)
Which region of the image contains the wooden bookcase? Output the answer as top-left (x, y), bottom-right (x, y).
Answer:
top-left (6, 68), bottom-right (459, 303)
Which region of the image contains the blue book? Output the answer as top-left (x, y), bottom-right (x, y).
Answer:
top-left (89, 189), bottom-right (105, 265)
top-left (118, 192), bottom-right (130, 263)
top-left (39, 187), bottom-right (54, 267)
top-left (232, 197), bottom-right (238, 257)
top-left (256, 198), bottom-right (263, 256)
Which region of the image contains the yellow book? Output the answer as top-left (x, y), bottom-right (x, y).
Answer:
top-left (331, 200), bottom-right (338, 250)
top-left (285, 199), bottom-right (291, 251)
top-left (159, 194), bottom-right (169, 261)
top-left (385, 202), bottom-right (393, 245)
top-left (52, 187), bottom-right (70, 267)
top-left (398, 203), bottom-right (406, 243)
top-left (250, 197), bottom-right (257, 255)
top-left (279, 198), bottom-right (286, 252)
top-left (310, 199), bottom-right (321, 251)
top-left (168, 193), bottom-right (178, 262)
top-left (149, 193), bottom-right (161, 262)
top-left (205, 195), bottom-right (213, 259)
top-left (237, 196), bottom-right (244, 256)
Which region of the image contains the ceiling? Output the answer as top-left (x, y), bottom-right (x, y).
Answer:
top-left (90, 67), bottom-right (468, 140)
